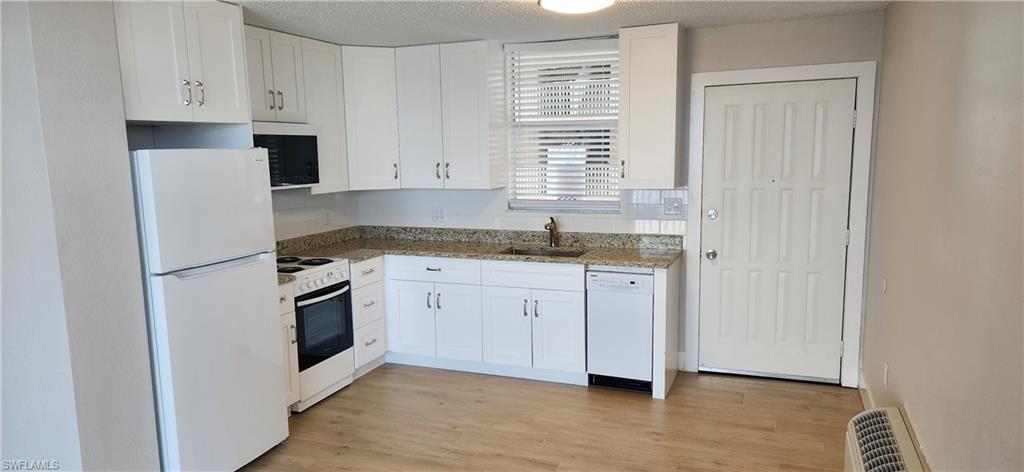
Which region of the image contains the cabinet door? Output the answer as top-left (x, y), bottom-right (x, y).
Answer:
top-left (434, 283), bottom-right (482, 362)
top-left (244, 25), bottom-right (276, 122)
top-left (618, 23), bottom-right (681, 189)
top-left (280, 311), bottom-right (300, 406)
top-left (396, 45), bottom-right (444, 189)
top-left (114, 1), bottom-right (194, 122)
top-left (269, 31), bottom-right (306, 123)
top-left (531, 290), bottom-right (585, 373)
top-left (303, 38), bottom-right (350, 194)
top-left (342, 46), bottom-right (401, 190)
top-left (386, 280), bottom-right (436, 356)
top-left (182, 1), bottom-right (250, 123)
top-left (439, 41), bottom-right (490, 189)
top-left (482, 286), bottom-right (533, 367)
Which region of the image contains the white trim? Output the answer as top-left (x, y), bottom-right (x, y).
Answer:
top-left (677, 351), bottom-right (686, 371)
top-left (385, 352), bottom-right (589, 386)
top-left (858, 369), bottom-right (876, 410)
top-left (685, 61), bottom-right (877, 388)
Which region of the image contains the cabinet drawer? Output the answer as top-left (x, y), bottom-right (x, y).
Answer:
top-left (354, 318), bottom-right (386, 368)
top-left (386, 255), bottom-right (481, 285)
top-left (351, 257), bottom-right (384, 289)
top-left (277, 283), bottom-right (295, 315)
top-left (481, 260), bottom-right (584, 292)
top-left (353, 281), bottom-right (385, 329)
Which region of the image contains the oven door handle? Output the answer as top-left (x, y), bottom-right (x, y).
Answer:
top-left (296, 286), bottom-right (350, 307)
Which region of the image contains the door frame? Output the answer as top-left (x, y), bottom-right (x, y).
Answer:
top-left (684, 61), bottom-right (877, 388)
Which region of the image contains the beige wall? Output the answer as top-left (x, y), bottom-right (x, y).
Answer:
top-left (862, 2), bottom-right (1023, 471)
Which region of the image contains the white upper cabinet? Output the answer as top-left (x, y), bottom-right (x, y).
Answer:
top-left (618, 23), bottom-right (684, 189)
top-left (114, 1), bottom-right (194, 122)
top-left (243, 26), bottom-right (306, 123)
top-left (439, 40), bottom-right (506, 189)
top-left (182, 1), bottom-right (250, 123)
top-left (302, 37), bottom-right (349, 194)
top-left (396, 45), bottom-right (444, 189)
top-left (342, 46), bottom-right (401, 190)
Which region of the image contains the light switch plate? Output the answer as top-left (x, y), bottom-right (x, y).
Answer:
top-left (663, 197), bottom-right (683, 215)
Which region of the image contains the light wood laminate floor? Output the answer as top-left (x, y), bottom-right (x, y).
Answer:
top-left (245, 364), bottom-right (863, 471)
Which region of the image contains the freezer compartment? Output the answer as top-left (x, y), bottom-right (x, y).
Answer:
top-left (132, 148), bottom-right (275, 274)
top-left (146, 253), bottom-right (287, 471)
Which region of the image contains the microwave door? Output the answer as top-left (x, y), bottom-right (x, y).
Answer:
top-left (284, 135), bottom-right (318, 185)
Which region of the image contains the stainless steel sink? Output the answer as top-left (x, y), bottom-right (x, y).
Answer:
top-left (499, 247), bottom-right (586, 258)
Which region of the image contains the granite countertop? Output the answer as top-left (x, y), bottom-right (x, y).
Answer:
top-left (284, 238), bottom-right (683, 269)
top-left (277, 274), bottom-right (295, 286)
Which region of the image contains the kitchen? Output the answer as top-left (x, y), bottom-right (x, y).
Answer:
top-left (3, 1), bottom-right (1022, 471)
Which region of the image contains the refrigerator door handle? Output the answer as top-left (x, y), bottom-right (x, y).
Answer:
top-left (165, 251), bottom-right (272, 279)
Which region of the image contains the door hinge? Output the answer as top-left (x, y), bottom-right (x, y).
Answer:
top-left (844, 229), bottom-right (851, 245)
top-left (839, 341), bottom-right (845, 358)
top-left (852, 110), bottom-right (858, 129)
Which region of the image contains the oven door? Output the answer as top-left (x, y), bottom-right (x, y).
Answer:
top-left (294, 281), bottom-right (353, 372)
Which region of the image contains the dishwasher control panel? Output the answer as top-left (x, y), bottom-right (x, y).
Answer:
top-left (586, 271), bottom-right (654, 293)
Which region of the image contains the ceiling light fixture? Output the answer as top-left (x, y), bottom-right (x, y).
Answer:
top-left (538, 0), bottom-right (614, 15)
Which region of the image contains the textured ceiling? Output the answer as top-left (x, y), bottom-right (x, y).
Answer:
top-left (240, 0), bottom-right (887, 47)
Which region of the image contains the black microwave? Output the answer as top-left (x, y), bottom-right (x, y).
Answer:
top-left (253, 122), bottom-right (319, 187)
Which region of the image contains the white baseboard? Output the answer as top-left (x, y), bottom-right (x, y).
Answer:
top-left (858, 369), bottom-right (876, 410)
top-left (677, 351), bottom-right (686, 371)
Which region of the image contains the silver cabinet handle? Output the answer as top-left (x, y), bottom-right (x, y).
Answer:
top-left (523, 299), bottom-right (528, 317)
top-left (276, 90), bottom-right (284, 110)
top-left (361, 267), bottom-right (375, 276)
top-left (267, 89), bottom-right (276, 110)
top-left (194, 81), bottom-right (205, 107)
top-left (436, 162), bottom-right (441, 179)
top-left (362, 300), bottom-right (376, 309)
top-left (445, 162), bottom-right (450, 179)
top-left (182, 79), bottom-right (192, 106)
top-left (425, 267), bottom-right (441, 272)
top-left (393, 163), bottom-right (399, 179)
top-left (533, 299), bottom-right (539, 317)
top-left (290, 325), bottom-right (297, 344)
top-left (426, 291), bottom-right (432, 309)
top-left (705, 249), bottom-right (718, 261)
top-left (365, 337), bottom-right (377, 347)
top-left (436, 292), bottom-right (442, 310)
top-left (620, 160), bottom-right (626, 178)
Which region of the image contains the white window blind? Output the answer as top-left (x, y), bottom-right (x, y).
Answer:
top-left (506, 39), bottom-right (620, 212)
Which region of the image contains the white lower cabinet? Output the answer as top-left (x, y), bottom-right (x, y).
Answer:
top-left (481, 286), bottom-right (585, 373)
top-left (279, 311), bottom-right (300, 406)
top-left (531, 289), bottom-right (586, 373)
top-left (481, 286), bottom-right (533, 367)
top-left (434, 283), bottom-right (482, 362)
top-left (355, 318), bottom-right (386, 368)
top-left (387, 280), bottom-right (436, 356)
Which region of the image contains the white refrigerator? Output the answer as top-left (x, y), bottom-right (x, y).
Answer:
top-left (132, 148), bottom-right (288, 471)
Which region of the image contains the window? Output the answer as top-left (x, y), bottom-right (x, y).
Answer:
top-left (506, 39), bottom-right (620, 212)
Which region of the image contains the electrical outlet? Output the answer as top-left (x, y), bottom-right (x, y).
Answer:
top-left (883, 362), bottom-right (890, 387)
top-left (663, 197), bottom-right (683, 215)
top-left (431, 207), bottom-right (446, 223)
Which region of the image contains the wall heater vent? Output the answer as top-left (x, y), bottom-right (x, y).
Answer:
top-left (844, 407), bottom-right (926, 472)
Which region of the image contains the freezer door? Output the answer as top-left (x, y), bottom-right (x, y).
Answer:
top-left (133, 148), bottom-right (274, 274)
top-left (147, 252), bottom-right (287, 471)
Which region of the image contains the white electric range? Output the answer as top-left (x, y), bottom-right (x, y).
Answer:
top-left (276, 256), bottom-right (353, 412)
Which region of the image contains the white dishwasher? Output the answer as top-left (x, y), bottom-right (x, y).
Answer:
top-left (586, 270), bottom-right (654, 392)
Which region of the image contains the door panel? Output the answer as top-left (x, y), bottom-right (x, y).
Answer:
top-left (303, 38), bottom-right (350, 194)
top-left (482, 286), bottom-right (533, 367)
top-left (114, 1), bottom-right (193, 121)
top-left (397, 45), bottom-right (444, 189)
top-left (434, 283), bottom-right (482, 361)
top-left (699, 79), bottom-right (856, 381)
top-left (269, 31), bottom-right (306, 123)
top-left (342, 46), bottom-right (401, 190)
top-left (386, 280), bottom-right (436, 356)
top-left (244, 26), bottom-right (276, 121)
top-left (279, 312), bottom-right (299, 406)
top-left (439, 42), bottom-right (488, 189)
top-left (183, 1), bottom-right (249, 123)
top-left (531, 289), bottom-right (585, 373)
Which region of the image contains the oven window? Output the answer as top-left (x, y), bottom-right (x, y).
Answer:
top-left (295, 283), bottom-right (352, 372)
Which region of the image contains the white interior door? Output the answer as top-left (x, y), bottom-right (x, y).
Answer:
top-left (699, 79), bottom-right (856, 381)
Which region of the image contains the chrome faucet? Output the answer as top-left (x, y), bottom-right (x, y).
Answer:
top-left (544, 217), bottom-right (559, 248)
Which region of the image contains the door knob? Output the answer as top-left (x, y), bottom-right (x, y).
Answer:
top-left (707, 208), bottom-right (718, 220)
top-left (705, 249), bottom-right (718, 261)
